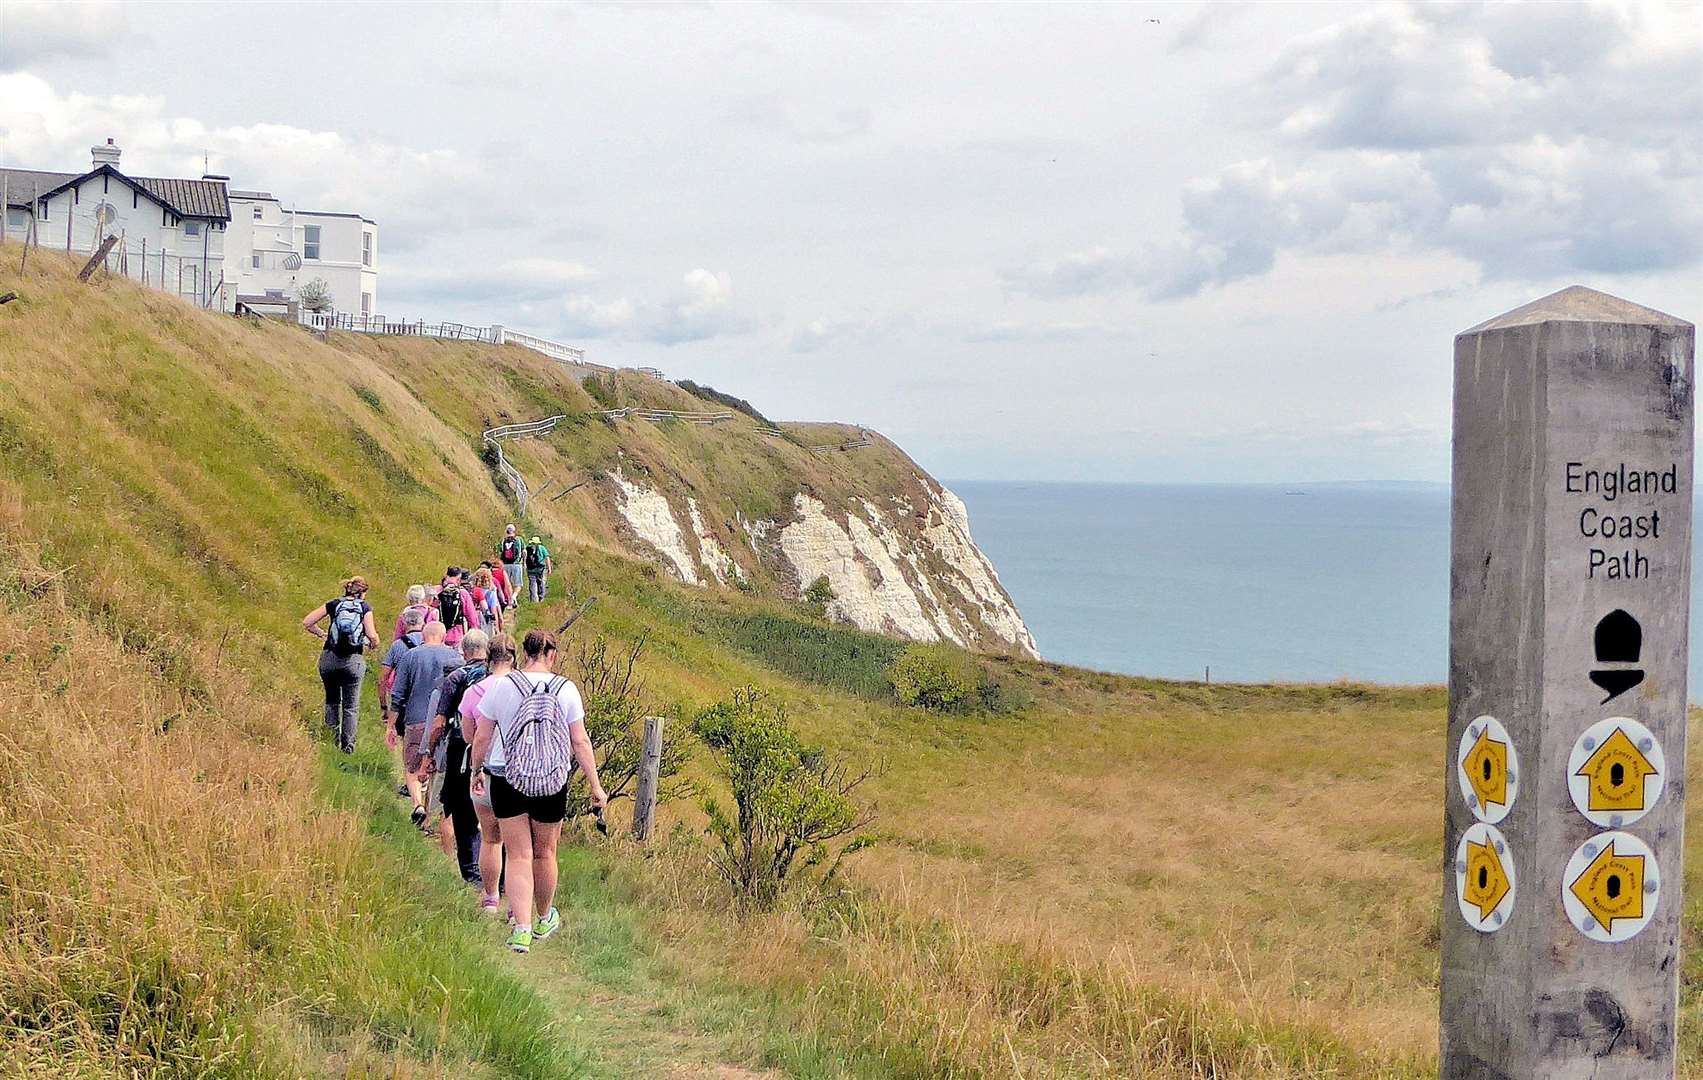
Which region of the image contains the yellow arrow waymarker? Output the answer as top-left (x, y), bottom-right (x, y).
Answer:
top-left (1462, 834), bottom-right (1512, 920)
top-left (1462, 727), bottom-right (1510, 812)
top-left (1575, 727), bottom-right (1657, 812)
top-left (1569, 838), bottom-right (1645, 931)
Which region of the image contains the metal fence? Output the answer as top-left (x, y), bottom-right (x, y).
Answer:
top-left (481, 414), bottom-right (570, 515)
top-left (299, 310), bottom-right (608, 373)
top-left (502, 328), bottom-right (597, 368)
top-left (482, 407), bottom-right (739, 512)
top-left (303, 311), bottom-right (499, 342)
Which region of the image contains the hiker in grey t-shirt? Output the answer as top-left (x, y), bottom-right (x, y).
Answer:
top-left (389, 620), bottom-right (463, 828)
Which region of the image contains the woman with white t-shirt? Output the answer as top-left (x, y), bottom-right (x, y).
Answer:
top-left (470, 628), bottom-right (607, 953)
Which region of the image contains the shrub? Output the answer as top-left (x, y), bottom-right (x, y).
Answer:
top-left (890, 643), bottom-right (975, 711)
top-left (705, 608), bottom-right (903, 699)
top-left (298, 277), bottom-right (333, 313)
top-left (803, 574), bottom-right (835, 607)
top-left (674, 379), bottom-right (774, 426)
top-left (353, 385), bottom-right (385, 413)
top-left (567, 635), bottom-right (689, 820)
top-left (692, 689), bottom-right (875, 909)
top-left (582, 373), bottom-right (619, 410)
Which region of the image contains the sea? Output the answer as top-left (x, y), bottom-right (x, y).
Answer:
top-left (950, 480), bottom-right (1703, 691)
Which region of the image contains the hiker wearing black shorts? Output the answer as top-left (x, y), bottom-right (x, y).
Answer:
top-left (302, 576), bottom-right (378, 754)
top-left (470, 629), bottom-right (606, 953)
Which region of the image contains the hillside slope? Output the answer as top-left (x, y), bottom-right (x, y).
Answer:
top-left (2, 252), bottom-right (1699, 1079)
top-left (329, 332), bottom-right (1037, 657)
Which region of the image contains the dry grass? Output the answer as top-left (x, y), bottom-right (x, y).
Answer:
top-left (0, 254), bottom-right (594, 1075)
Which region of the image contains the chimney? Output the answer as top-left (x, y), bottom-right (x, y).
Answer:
top-left (91, 138), bottom-right (121, 169)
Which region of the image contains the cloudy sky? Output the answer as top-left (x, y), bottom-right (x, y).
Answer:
top-left (2, 1), bottom-right (1698, 483)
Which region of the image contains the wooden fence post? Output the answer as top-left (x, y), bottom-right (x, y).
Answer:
top-left (632, 716), bottom-right (664, 841)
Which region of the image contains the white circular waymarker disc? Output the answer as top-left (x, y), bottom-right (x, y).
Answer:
top-left (1454, 822), bottom-right (1515, 933)
top-left (1562, 830), bottom-right (1658, 943)
top-left (1456, 714), bottom-right (1519, 824)
top-left (1566, 717), bottom-right (1665, 828)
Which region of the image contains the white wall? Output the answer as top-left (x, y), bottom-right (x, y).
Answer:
top-left (4, 172), bottom-right (227, 308)
top-left (227, 196), bottom-right (378, 316)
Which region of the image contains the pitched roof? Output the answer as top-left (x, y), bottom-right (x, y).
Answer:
top-left (133, 175), bottom-right (230, 219)
top-left (0, 164), bottom-right (230, 221)
top-left (0, 168), bottom-right (82, 205)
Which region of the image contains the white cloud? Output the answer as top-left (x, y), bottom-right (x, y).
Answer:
top-left (387, 257), bottom-right (601, 305)
top-left (555, 269), bottom-right (753, 345)
top-left (0, 1), bottom-right (130, 71)
top-left (1009, 2), bottom-right (1703, 299)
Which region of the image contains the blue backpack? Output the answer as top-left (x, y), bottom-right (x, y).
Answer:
top-left (326, 598), bottom-right (367, 656)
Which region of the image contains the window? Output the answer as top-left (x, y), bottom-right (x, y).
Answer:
top-left (252, 205), bottom-right (262, 220)
top-left (303, 224), bottom-right (321, 260)
top-left (6, 208), bottom-right (26, 230)
top-left (184, 220), bottom-right (202, 237)
top-left (361, 292), bottom-right (372, 316)
top-left (362, 232), bottom-right (372, 266)
top-left (39, 200), bottom-right (48, 221)
top-left (251, 253), bottom-right (261, 269)
top-left (264, 289), bottom-right (283, 299)
top-left (132, 190), bottom-right (138, 209)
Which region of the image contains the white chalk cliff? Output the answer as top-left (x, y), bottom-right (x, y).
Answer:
top-left (608, 467), bottom-right (1037, 658)
top-left (611, 471), bottom-right (699, 585)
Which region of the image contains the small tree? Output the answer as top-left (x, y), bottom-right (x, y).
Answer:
top-left (692, 689), bottom-right (874, 909)
top-left (298, 277), bottom-right (333, 313)
top-left (566, 634), bottom-right (690, 819)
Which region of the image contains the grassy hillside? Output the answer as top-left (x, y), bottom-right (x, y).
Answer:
top-left (0, 250), bottom-right (1698, 1078)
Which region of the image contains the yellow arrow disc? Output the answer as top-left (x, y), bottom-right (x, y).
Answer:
top-left (1463, 727), bottom-right (1510, 812)
top-left (1454, 822), bottom-right (1515, 932)
top-left (1575, 727), bottom-right (1657, 812)
top-left (1568, 717), bottom-right (1665, 828)
top-left (1463, 834), bottom-right (1512, 920)
top-left (1568, 836), bottom-right (1645, 933)
top-left (1457, 715), bottom-right (1519, 824)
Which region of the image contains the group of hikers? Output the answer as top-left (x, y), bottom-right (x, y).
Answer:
top-left (302, 525), bottom-right (586, 953)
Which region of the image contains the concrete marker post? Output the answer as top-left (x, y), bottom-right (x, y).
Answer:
top-left (1443, 286), bottom-right (1694, 1078)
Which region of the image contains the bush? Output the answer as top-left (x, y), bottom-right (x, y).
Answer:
top-left (568, 635), bottom-right (689, 820)
top-left (890, 643), bottom-right (975, 711)
top-left (298, 277), bottom-right (333, 313)
top-left (706, 608), bottom-right (903, 699)
top-left (353, 385), bottom-right (384, 413)
top-left (583, 373), bottom-right (619, 410)
top-left (674, 379), bottom-right (774, 426)
top-left (692, 689), bottom-right (875, 909)
top-left (803, 574), bottom-right (835, 607)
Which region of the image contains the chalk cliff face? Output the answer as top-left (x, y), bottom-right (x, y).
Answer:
top-left (607, 466), bottom-right (1037, 659)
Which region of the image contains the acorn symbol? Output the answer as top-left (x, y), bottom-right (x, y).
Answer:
top-left (1589, 609), bottom-right (1644, 704)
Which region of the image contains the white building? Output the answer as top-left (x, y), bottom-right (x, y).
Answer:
top-left (2, 139), bottom-right (231, 308)
top-left (1, 138), bottom-right (378, 316)
top-left (226, 191), bottom-right (379, 316)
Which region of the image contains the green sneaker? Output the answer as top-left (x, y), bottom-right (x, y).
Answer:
top-left (532, 906), bottom-right (561, 941)
top-left (506, 926), bottom-right (533, 954)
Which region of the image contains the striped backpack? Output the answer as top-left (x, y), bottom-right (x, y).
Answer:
top-left (499, 673), bottom-right (574, 797)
